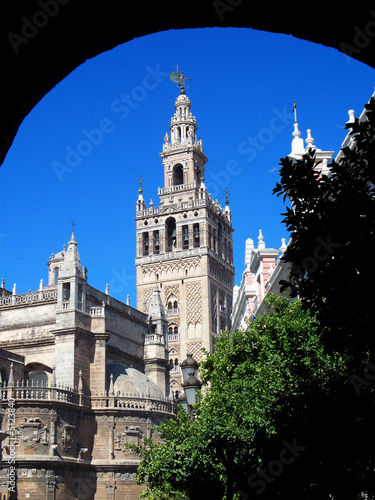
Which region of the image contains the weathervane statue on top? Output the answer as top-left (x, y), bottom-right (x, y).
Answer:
top-left (169, 66), bottom-right (193, 94)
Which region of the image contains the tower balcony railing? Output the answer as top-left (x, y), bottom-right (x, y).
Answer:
top-left (168, 333), bottom-right (180, 342)
top-left (145, 334), bottom-right (165, 344)
top-left (170, 365), bottom-right (181, 374)
top-left (166, 308), bottom-right (179, 317)
top-left (158, 182), bottom-right (197, 196)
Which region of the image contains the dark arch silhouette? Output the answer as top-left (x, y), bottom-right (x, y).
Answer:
top-left (1, 2), bottom-right (375, 166)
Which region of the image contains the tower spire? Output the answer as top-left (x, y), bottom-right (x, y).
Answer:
top-left (136, 175), bottom-right (146, 212)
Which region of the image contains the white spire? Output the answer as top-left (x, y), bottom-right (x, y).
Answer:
top-left (245, 238), bottom-right (254, 267)
top-left (291, 122), bottom-right (305, 157)
top-left (257, 230), bottom-right (265, 250)
top-left (305, 129), bottom-right (316, 151)
top-left (136, 176), bottom-right (146, 212)
top-left (279, 238), bottom-right (287, 253)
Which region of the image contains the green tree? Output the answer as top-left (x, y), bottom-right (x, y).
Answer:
top-left (272, 95), bottom-right (375, 497)
top-left (134, 295), bottom-right (349, 499)
top-left (273, 96), bottom-right (375, 360)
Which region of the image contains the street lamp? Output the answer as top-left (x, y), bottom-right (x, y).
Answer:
top-left (181, 353), bottom-right (199, 380)
top-left (180, 354), bottom-right (201, 415)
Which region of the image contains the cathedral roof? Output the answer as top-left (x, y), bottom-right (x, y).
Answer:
top-left (107, 363), bottom-right (166, 400)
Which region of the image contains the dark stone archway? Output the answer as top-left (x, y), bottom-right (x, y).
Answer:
top-left (1, 1), bottom-right (375, 165)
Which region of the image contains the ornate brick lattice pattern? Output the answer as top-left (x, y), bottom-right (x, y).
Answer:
top-left (186, 282), bottom-right (202, 325)
top-left (144, 258), bottom-right (200, 278)
top-left (143, 288), bottom-right (154, 312)
top-left (187, 341), bottom-right (204, 362)
top-left (164, 284), bottom-right (180, 303)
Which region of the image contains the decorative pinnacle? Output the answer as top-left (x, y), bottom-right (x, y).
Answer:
top-left (292, 101), bottom-right (298, 123)
top-left (224, 188), bottom-right (230, 205)
top-left (137, 176), bottom-right (144, 193)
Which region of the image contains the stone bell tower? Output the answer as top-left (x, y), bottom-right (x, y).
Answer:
top-left (135, 71), bottom-right (235, 396)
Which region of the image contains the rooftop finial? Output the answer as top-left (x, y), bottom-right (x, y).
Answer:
top-left (169, 66), bottom-right (193, 95)
top-left (224, 188), bottom-right (230, 206)
top-left (137, 176), bottom-right (144, 193)
top-left (292, 101), bottom-right (298, 123)
top-left (71, 219), bottom-right (77, 235)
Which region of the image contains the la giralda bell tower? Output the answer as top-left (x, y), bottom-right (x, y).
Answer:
top-left (135, 70), bottom-right (234, 396)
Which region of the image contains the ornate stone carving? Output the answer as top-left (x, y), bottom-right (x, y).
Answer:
top-left (18, 417), bottom-right (49, 449)
top-left (186, 282), bottom-right (202, 325)
top-left (164, 284), bottom-right (180, 302)
top-left (114, 426), bottom-right (143, 455)
top-left (61, 424), bottom-right (76, 452)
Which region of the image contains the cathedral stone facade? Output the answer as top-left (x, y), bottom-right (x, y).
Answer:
top-left (0, 232), bottom-right (174, 499)
top-left (135, 87), bottom-right (235, 397)
top-left (0, 83), bottom-right (235, 498)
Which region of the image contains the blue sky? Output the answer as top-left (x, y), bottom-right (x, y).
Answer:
top-left (1, 27), bottom-right (374, 305)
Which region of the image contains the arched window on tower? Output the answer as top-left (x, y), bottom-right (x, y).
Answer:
top-left (54, 267), bottom-right (59, 285)
top-left (166, 217), bottom-right (176, 252)
top-left (168, 324), bottom-right (179, 341)
top-left (153, 230), bottom-right (160, 255)
top-left (143, 232), bottom-right (149, 256)
top-left (193, 223), bottom-right (200, 247)
top-left (182, 225), bottom-right (189, 249)
top-left (173, 164), bottom-right (184, 186)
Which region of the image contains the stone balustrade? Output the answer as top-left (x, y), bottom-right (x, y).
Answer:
top-left (0, 382), bottom-right (176, 415)
top-left (0, 288), bottom-right (58, 307)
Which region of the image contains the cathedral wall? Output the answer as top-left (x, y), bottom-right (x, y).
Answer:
top-left (20, 343), bottom-right (55, 374)
top-left (75, 334), bottom-right (95, 394)
top-left (105, 311), bottom-right (145, 362)
top-left (0, 303), bottom-right (56, 339)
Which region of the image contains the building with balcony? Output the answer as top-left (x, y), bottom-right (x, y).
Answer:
top-left (0, 232), bottom-right (174, 499)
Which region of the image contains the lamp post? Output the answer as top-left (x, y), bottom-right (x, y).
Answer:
top-left (180, 354), bottom-right (201, 417)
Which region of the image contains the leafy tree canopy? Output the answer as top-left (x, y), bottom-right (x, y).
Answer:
top-left (273, 96), bottom-right (375, 360)
top-left (133, 295), bottom-right (361, 500)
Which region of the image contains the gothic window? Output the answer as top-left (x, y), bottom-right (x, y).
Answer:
top-left (173, 164), bottom-right (184, 186)
top-left (166, 217), bottom-right (176, 252)
top-left (143, 232), bottom-right (149, 256)
top-left (168, 324), bottom-right (179, 334)
top-left (153, 230), bottom-right (160, 255)
top-left (168, 324), bottom-right (179, 341)
top-left (193, 223), bottom-right (200, 247)
top-left (63, 282), bottom-right (70, 302)
top-left (54, 267), bottom-right (59, 285)
top-left (182, 225), bottom-right (189, 249)
top-left (29, 371), bottom-right (48, 387)
top-left (218, 223), bottom-right (223, 257)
